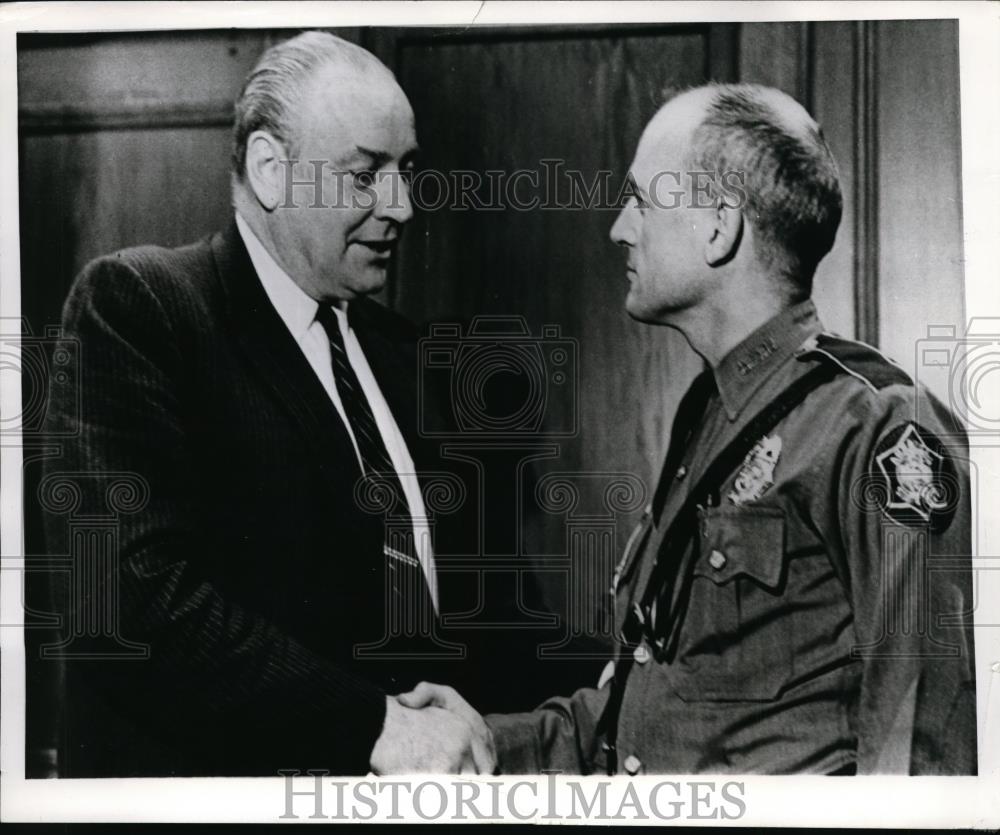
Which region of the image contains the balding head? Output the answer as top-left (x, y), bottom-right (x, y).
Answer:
top-left (637, 83), bottom-right (842, 296)
top-left (639, 85), bottom-right (717, 156)
top-left (688, 83), bottom-right (842, 293)
top-left (610, 82), bottom-right (843, 337)
top-left (231, 31), bottom-right (401, 180)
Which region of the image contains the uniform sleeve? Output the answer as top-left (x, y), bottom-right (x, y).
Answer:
top-left (835, 388), bottom-right (977, 774)
top-left (485, 683), bottom-right (611, 775)
top-left (42, 256), bottom-right (387, 773)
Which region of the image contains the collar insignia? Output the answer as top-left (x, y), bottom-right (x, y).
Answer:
top-left (728, 435), bottom-right (782, 506)
top-left (736, 337), bottom-right (778, 376)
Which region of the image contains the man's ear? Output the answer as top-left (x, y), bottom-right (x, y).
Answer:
top-left (704, 201), bottom-right (743, 268)
top-left (244, 130), bottom-right (285, 211)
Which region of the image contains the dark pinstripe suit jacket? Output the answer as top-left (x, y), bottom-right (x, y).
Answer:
top-left (41, 219), bottom-right (466, 776)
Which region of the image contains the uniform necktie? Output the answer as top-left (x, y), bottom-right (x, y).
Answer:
top-left (315, 305), bottom-right (436, 633)
top-left (645, 368), bottom-right (717, 636)
top-left (651, 369), bottom-right (718, 520)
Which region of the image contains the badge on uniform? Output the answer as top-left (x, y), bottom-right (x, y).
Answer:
top-left (728, 435), bottom-right (782, 506)
top-left (871, 422), bottom-right (958, 531)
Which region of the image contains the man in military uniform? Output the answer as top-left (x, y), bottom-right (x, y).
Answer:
top-left (399, 83), bottom-right (977, 775)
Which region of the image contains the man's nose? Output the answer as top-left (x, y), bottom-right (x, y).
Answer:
top-left (374, 171), bottom-right (413, 225)
top-left (610, 204), bottom-right (635, 246)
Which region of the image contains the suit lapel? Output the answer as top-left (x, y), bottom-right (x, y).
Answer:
top-left (209, 219), bottom-right (361, 475)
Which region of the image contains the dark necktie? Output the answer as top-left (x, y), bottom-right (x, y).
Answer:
top-left (651, 368), bottom-right (718, 520)
top-left (315, 305), bottom-right (436, 635)
top-left (644, 368), bottom-right (718, 639)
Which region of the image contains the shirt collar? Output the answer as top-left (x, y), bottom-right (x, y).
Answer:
top-left (235, 212), bottom-right (351, 341)
top-left (712, 299), bottom-right (823, 421)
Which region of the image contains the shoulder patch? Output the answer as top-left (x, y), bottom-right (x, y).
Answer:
top-left (797, 333), bottom-right (913, 391)
top-left (870, 422), bottom-right (960, 532)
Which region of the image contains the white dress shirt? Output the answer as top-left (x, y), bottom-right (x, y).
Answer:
top-left (235, 213), bottom-right (437, 610)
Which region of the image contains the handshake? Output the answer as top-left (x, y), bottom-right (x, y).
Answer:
top-left (369, 682), bottom-right (498, 775)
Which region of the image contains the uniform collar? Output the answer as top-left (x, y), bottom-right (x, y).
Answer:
top-left (712, 299), bottom-right (823, 421)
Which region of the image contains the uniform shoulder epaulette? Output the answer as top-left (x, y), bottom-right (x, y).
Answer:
top-left (795, 332), bottom-right (913, 392)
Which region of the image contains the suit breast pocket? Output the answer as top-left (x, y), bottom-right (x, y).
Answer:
top-left (674, 506), bottom-right (794, 702)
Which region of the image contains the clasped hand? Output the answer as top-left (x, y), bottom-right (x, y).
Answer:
top-left (369, 682), bottom-right (496, 775)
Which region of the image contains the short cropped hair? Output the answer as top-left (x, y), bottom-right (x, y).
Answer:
top-left (689, 83), bottom-right (843, 296)
top-left (231, 31), bottom-right (384, 179)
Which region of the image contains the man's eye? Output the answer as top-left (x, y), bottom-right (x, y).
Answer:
top-left (353, 170), bottom-right (377, 188)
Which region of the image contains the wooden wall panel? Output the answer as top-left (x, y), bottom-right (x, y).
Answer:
top-left (17, 29), bottom-right (363, 336)
top-left (390, 29), bottom-right (713, 569)
top-left (809, 21), bottom-right (858, 340)
top-left (741, 19), bottom-right (966, 403)
top-left (740, 21), bottom-right (857, 339)
top-left (738, 21), bottom-right (812, 104)
top-left (19, 31), bottom-right (262, 130)
top-left (18, 29), bottom-right (363, 125)
top-left (876, 20), bottom-right (964, 381)
top-left (19, 128), bottom-right (233, 332)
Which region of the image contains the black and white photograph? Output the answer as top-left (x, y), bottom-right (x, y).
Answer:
top-left (1, 0), bottom-right (998, 826)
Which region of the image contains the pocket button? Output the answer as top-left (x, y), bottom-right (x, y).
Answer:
top-left (708, 549), bottom-right (727, 571)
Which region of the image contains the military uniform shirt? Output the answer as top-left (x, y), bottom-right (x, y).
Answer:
top-left (486, 300), bottom-right (977, 775)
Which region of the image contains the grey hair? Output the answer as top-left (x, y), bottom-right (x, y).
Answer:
top-left (687, 83), bottom-right (843, 297)
top-left (231, 31), bottom-right (387, 179)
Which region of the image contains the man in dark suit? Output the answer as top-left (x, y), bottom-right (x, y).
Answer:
top-left (40, 31), bottom-right (493, 777)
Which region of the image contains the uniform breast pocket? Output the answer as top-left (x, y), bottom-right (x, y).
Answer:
top-left (674, 506), bottom-right (794, 702)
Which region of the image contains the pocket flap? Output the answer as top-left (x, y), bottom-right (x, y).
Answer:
top-left (694, 506), bottom-right (785, 589)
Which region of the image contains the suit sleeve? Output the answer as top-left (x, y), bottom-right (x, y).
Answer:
top-left (43, 256), bottom-right (387, 773)
top-left (835, 390), bottom-right (977, 774)
top-left (485, 682), bottom-right (610, 774)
